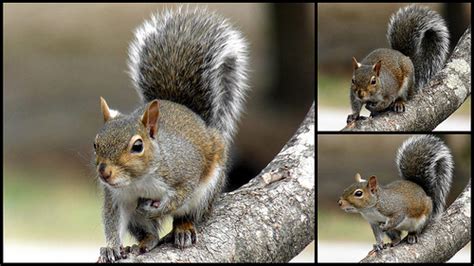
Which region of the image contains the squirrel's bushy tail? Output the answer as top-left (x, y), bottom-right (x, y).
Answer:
top-left (387, 5), bottom-right (450, 90)
top-left (396, 135), bottom-right (454, 219)
top-left (128, 7), bottom-right (249, 145)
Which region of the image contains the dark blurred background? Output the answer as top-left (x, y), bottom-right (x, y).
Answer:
top-left (317, 134), bottom-right (471, 262)
top-left (3, 3), bottom-right (314, 262)
top-left (317, 3), bottom-right (471, 130)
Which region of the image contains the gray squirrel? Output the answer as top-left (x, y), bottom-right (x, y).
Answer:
top-left (94, 7), bottom-right (249, 263)
top-left (338, 135), bottom-right (454, 252)
top-left (347, 5), bottom-right (450, 124)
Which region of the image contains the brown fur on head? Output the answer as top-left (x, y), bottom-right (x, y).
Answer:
top-left (94, 98), bottom-right (159, 188)
top-left (351, 59), bottom-right (382, 101)
top-left (338, 173), bottom-right (379, 212)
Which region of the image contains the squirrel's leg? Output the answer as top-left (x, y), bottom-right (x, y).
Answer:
top-left (97, 187), bottom-right (127, 263)
top-left (347, 91), bottom-right (364, 123)
top-left (393, 74), bottom-right (411, 113)
top-left (367, 97), bottom-right (394, 115)
top-left (380, 213), bottom-right (404, 232)
top-left (136, 198), bottom-right (197, 248)
top-left (126, 217), bottom-right (161, 255)
top-left (369, 223), bottom-right (385, 252)
top-left (385, 229), bottom-right (402, 247)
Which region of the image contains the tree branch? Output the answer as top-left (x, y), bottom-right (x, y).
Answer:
top-left (119, 103), bottom-right (315, 262)
top-left (360, 179), bottom-right (471, 263)
top-left (342, 26), bottom-right (471, 131)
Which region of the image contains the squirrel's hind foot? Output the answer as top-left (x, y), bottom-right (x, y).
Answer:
top-left (393, 99), bottom-right (406, 113)
top-left (406, 233), bottom-right (418, 244)
top-left (172, 219), bottom-right (198, 249)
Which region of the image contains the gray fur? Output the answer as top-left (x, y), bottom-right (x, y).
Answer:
top-left (128, 7), bottom-right (249, 145)
top-left (387, 4), bottom-right (450, 90)
top-left (396, 135), bottom-right (454, 218)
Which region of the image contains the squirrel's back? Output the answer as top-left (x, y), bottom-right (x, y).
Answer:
top-left (396, 135), bottom-right (454, 218)
top-left (128, 7), bottom-right (249, 144)
top-left (387, 5), bottom-right (450, 90)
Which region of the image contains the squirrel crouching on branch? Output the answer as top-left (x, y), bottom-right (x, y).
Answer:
top-left (94, 7), bottom-right (249, 263)
top-left (346, 5), bottom-right (450, 124)
top-left (338, 135), bottom-right (454, 252)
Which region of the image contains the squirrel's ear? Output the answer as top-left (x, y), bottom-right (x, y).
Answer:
top-left (368, 175), bottom-right (378, 193)
top-left (373, 61), bottom-right (382, 76)
top-left (100, 97), bottom-right (111, 123)
top-left (354, 173), bottom-right (366, 182)
top-left (352, 57), bottom-right (361, 70)
top-left (141, 100), bottom-right (160, 139)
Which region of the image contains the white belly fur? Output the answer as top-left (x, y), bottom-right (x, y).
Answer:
top-left (110, 175), bottom-right (172, 239)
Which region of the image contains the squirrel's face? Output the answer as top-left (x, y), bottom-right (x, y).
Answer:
top-left (94, 98), bottom-right (160, 188)
top-left (338, 173), bottom-right (378, 212)
top-left (351, 58), bottom-right (382, 101)
top-left (94, 118), bottom-right (156, 188)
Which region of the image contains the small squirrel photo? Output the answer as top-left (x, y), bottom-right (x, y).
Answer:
top-left (93, 7), bottom-right (249, 263)
top-left (347, 5), bottom-right (450, 124)
top-left (338, 135), bottom-right (454, 253)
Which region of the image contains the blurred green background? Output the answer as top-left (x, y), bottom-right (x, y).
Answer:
top-left (317, 134), bottom-right (471, 262)
top-left (317, 3), bottom-right (471, 130)
top-left (4, 3), bottom-right (314, 262)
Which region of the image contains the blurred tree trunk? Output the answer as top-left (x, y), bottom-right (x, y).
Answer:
top-left (269, 3), bottom-right (314, 115)
top-left (445, 3), bottom-right (470, 53)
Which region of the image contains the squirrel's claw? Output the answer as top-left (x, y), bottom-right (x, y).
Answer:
top-left (173, 222), bottom-right (197, 249)
top-left (97, 245), bottom-right (125, 263)
top-left (393, 100), bottom-right (406, 113)
top-left (347, 114), bottom-right (367, 124)
top-left (374, 243), bottom-right (384, 251)
top-left (406, 233), bottom-right (418, 244)
top-left (367, 243), bottom-right (385, 256)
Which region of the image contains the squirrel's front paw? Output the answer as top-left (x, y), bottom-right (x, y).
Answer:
top-left (347, 113), bottom-right (366, 124)
top-left (97, 245), bottom-right (127, 263)
top-left (367, 243), bottom-right (385, 255)
top-left (136, 197), bottom-right (161, 218)
top-left (374, 243), bottom-right (386, 251)
top-left (365, 102), bottom-right (377, 112)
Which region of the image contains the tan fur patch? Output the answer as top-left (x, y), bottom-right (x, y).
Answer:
top-left (174, 220), bottom-right (195, 233)
top-left (138, 233), bottom-right (158, 249)
top-left (200, 131), bottom-right (226, 183)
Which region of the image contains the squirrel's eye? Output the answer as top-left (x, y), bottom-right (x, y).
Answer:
top-left (93, 142), bottom-right (97, 150)
top-left (370, 78), bottom-right (376, 85)
top-left (354, 190), bottom-right (363, 197)
top-left (131, 139), bottom-right (143, 153)
top-left (351, 78), bottom-right (355, 84)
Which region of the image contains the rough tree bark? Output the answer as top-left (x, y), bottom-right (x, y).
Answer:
top-left (361, 179), bottom-right (471, 263)
top-left (342, 26), bottom-right (471, 131)
top-left (119, 103), bottom-right (315, 262)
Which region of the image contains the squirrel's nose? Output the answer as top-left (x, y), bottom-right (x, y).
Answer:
top-left (338, 199), bottom-right (342, 206)
top-left (98, 163), bottom-right (112, 181)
